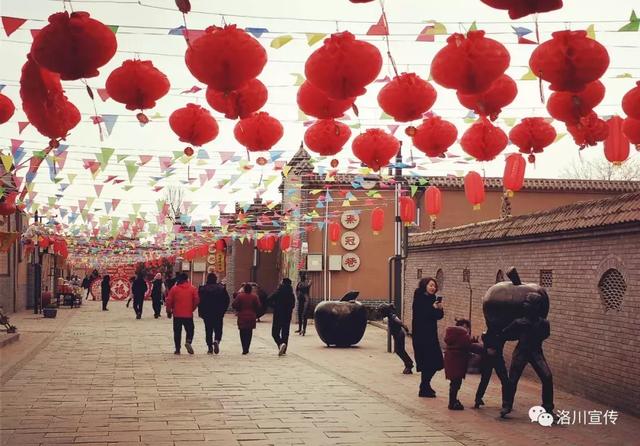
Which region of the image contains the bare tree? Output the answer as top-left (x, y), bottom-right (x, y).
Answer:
top-left (560, 156), bottom-right (640, 181)
top-left (164, 185), bottom-right (184, 223)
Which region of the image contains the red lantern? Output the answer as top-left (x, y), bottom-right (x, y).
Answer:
top-left (424, 186), bottom-right (442, 221)
top-left (304, 119), bottom-right (352, 156)
top-left (622, 117), bottom-right (640, 149)
top-left (464, 171), bottom-right (485, 210)
top-left (399, 196), bottom-right (416, 226)
top-left (546, 80), bottom-right (605, 124)
top-left (566, 111), bottom-right (609, 149)
top-left (297, 81), bottom-right (355, 119)
top-left (529, 30), bottom-right (609, 92)
top-left (105, 60), bottom-right (170, 114)
top-left (604, 116), bottom-right (630, 165)
top-left (0, 93), bottom-right (15, 125)
top-left (352, 128), bottom-right (400, 172)
top-left (216, 238), bottom-right (226, 252)
top-left (329, 221), bottom-right (341, 245)
top-left (431, 31), bottom-right (510, 94)
top-left (206, 78), bottom-right (268, 120)
top-left (183, 146), bottom-right (194, 157)
top-left (169, 103), bottom-right (219, 146)
top-left (371, 207), bottom-right (384, 235)
top-left (0, 192), bottom-right (17, 216)
top-left (377, 73), bottom-right (437, 122)
top-left (480, 0), bottom-right (563, 19)
top-left (20, 55), bottom-right (81, 140)
top-left (410, 116), bottom-right (458, 157)
top-left (503, 153), bottom-right (526, 195)
top-left (509, 118), bottom-right (557, 163)
top-left (456, 74), bottom-right (517, 121)
top-left (234, 112), bottom-right (283, 152)
top-left (305, 31), bottom-right (382, 99)
top-left (31, 11), bottom-right (117, 80)
top-left (622, 81), bottom-right (640, 120)
top-left (185, 25), bottom-right (266, 92)
top-left (280, 234), bottom-right (291, 251)
top-left (460, 118), bottom-right (508, 161)
top-left (263, 235), bottom-right (276, 253)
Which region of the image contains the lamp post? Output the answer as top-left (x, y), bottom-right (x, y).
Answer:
top-left (32, 210), bottom-right (41, 314)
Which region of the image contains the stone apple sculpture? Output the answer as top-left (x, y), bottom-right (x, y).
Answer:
top-left (314, 291), bottom-right (367, 347)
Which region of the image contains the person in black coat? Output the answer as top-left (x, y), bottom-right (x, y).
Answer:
top-left (100, 275), bottom-right (110, 311)
top-left (295, 273), bottom-right (312, 335)
top-left (266, 278), bottom-right (296, 356)
top-left (412, 277), bottom-right (444, 397)
top-left (151, 273), bottom-right (164, 319)
top-left (82, 275), bottom-right (91, 300)
top-left (474, 330), bottom-right (510, 410)
top-left (379, 303), bottom-right (414, 374)
top-left (131, 273), bottom-right (148, 319)
top-left (198, 273), bottom-right (230, 354)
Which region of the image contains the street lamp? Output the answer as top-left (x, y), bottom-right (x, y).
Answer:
top-left (32, 210), bottom-right (41, 314)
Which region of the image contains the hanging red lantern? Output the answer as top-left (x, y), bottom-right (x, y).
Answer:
top-left (456, 74), bottom-right (517, 121)
top-left (622, 117), bottom-right (640, 149)
top-left (105, 60), bottom-right (170, 119)
top-left (431, 31), bottom-right (510, 94)
top-left (304, 119), bottom-right (352, 156)
top-left (529, 30), bottom-right (609, 92)
top-left (371, 207), bottom-right (384, 235)
top-left (410, 116), bottom-right (458, 157)
top-left (399, 196), bottom-right (416, 226)
top-left (20, 55), bottom-right (81, 141)
top-left (424, 186), bottom-right (442, 222)
top-left (480, 0), bottom-right (563, 19)
top-left (297, 81), bottom-right (355, 119)
top-left (566, 111), bottom-right (609, 149)
top-left (604, 116), bottom-right (630, 165)
top-left (0, 93), bottom-right (15, 125)
top-left (206, 78), bottom-right (268, 120)
top-left (352, 128), bottom-right (400, 172)
top-left (503, 153), bottom-right (526, 196)
top-left (464, 171), bottom-right (485, 210)
top-left (234, 112), bottom-right (283, 152)
top-left (185, 25), bottom-right (267, 92)
top-left (329, 221), bottom-right (341, 245)
top-left (215, 238), bottom-right (226, 252)
top-left (509, 118), bottom-right (557, 163)
top-left (622, 81), bottom-right (640, 120)
top-left (169, 103), bottom-right (219, 146)
top-left (280, 234), bottom-right (291, 251)
top-left (460, 118), bottom-right (508, 161)
top-left (377, 73), bottom-right (437, 122)
top-left (0, 192), bottom-right (17, 216)
top-left (546, 80), bottom-right (605, 125)
top-left (263, 235), bottom-right (276, 253)
top-left (31, 11), bottom-right (117, 80)
top-left (305, 31), bottom-right (382, 99)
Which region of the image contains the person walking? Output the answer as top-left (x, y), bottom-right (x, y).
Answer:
top-left (82, 274), bottom-right (91, 300)
top-left (131, 273), bottom-right (148, 319)
top-left (378, 303), bottom-right (414, 374)
top-left (198, 273), bottom-right (230, 354)
top-left (412, 277), bottom-right (445, 398)
top-left (165, 272), bottom-right (199, 355)
top-left (100, 275), bottom-right (110, 311)
top-left (294, 273), bottom-right (312, 335)
top-left (151, 273), bottom-right (164, 319)
top-left (266, 278), bottom-right (296, 356)
top-left (232, 283), bottom-right (261, 354)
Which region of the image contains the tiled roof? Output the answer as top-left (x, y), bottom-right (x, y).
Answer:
top-left (409, 191), bottom-right (640, 248)
top-left (294, 172), bottom-right (640, 193)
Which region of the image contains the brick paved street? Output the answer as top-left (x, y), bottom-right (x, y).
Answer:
top-left (1, 301), bottom-right (638, 446)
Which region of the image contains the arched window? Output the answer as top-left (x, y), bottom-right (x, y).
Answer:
top-left (598, 269), bottom-right (626, 312)
top-left (436, 268), bottom-right (444, 291)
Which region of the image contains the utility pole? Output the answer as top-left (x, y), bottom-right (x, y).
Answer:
top-left (32, 210), bottom-right (41, 314)
top-left (388, 143), bottom-right (405, 352)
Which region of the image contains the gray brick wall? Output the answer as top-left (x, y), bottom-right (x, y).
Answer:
top-left (403, 230), bottom-right (640, 416)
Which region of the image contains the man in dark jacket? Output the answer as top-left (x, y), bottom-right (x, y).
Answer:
top-left (266, 278), bottom-right (296, 356)
top-left (131, 273), bottom-right (148, 319)
top-left (198, 273), bottom-right (230, 354)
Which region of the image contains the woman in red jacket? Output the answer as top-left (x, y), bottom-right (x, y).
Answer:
top-left (232, 283), bottom-right (262, 354)
top-left (165, 272), bottom-right (200, 355)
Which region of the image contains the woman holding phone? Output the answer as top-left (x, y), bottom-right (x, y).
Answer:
top-left (412, 277), bottom-right (444, 397)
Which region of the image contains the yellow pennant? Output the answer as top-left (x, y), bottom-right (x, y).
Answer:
top-left (271, 35), bottom-right (293, 49)
top-left (306, 33), bottom-right (326, 46)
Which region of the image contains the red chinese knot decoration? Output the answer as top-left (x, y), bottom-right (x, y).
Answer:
top-left (431, 31), bottom-right (510, 95)
top-left (603, 116), bottom-right (630, 165)
top-left (234, 112), bottom-right (283, 152)
top-left (371, 207), bottom-right (384, 235)
top-left (31, 11), bottom-right (117, 80)
top-left (464, 171), bottom-right (485, 210)
top-left (206, 78), bottom-right (268, 120)
top-left (410, 116), bottom-right (458, 157)
top-left (169, 103), bottom-right (219, 146)
top-left (509, 118), bottom-right (557, 163)
top-left (456, 74), bottom-right (517, 121)
top-left (304, 119), bottom-right (351, 156)
top-left (460, 118), bottom-right (508, 161)
top-left (377, 73), bottom-right (437, 122)
top-left (352, 128), bottom-right (400, 172)
top-left (305, 31), bottom-right (382, 99)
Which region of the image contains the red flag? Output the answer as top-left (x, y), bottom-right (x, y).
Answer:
top-left (18, 121), bottom-right (29, 134)
top-left (367, 15), bottom-right (388, 36)
top-left (518, 36), bottom-right (537, 44)
top-left (2, 17), bottom-right (27, 37)
top-left (97, 88), bottom-right (110, 102)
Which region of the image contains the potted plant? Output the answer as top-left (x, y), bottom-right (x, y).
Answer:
top-left (43, 303), bottom-right (57, 318)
